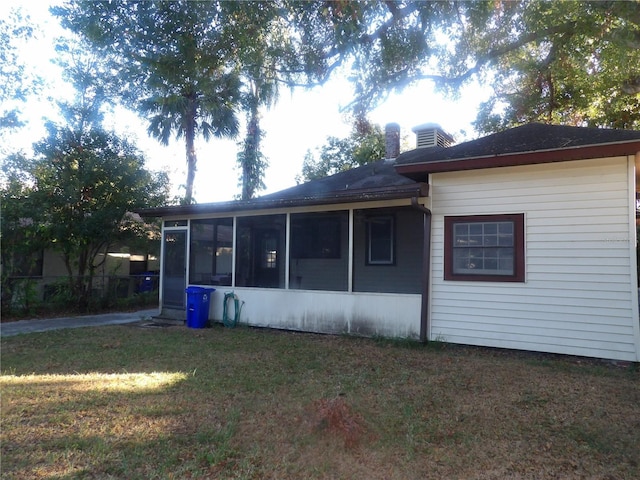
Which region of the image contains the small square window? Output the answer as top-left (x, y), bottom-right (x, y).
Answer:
top-left (367, 216), bottom-right (394, 265)
top-left (261, 236), bottom-right (278, 269)
top-left (444, 214), bottom-right (524, 282)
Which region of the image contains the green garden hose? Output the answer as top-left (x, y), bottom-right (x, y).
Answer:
top-left (223, 292), bottom-right (243, 328)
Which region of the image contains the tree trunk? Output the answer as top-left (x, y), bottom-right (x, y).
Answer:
top-left (76, 248), bottom-right (90, 313)
top-left (242, 101), bottom-right (261, 200)
top-left (242, 115), bottom-right (258, 200)
top-left (184, 101), bottom-right (198, 204)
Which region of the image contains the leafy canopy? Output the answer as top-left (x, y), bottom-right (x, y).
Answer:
top-left (51, 1), bottom-right (640, 203)
top-left (284, 1), bottom-right (640, 131)
top-left (53, 1), bottom-right (249, 204)
top-left (0, 123), bottom-right (169, 310)
top-left (0, 7), bottom-right (43, 133)
top-left (470, 1), bottom-right (640, 132)
top-left (298, 118), bottom-right (387, 183)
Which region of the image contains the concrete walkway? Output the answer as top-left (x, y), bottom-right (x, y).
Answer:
top-left (0, 308), bottom-right (159, 337)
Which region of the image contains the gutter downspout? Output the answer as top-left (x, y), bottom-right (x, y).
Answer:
top-left (411, 197), bottom-right (431, 343)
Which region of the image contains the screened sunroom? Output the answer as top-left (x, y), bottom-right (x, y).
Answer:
top-left (141, 160), bottom-right (430, 339)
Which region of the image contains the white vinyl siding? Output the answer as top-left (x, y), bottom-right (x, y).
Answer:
top-left (430, 156), bottom-right (640, 361)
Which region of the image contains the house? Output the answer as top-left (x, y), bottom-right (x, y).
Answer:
top-left (138, 123), bottom-right (640, 362)
top-left (2, 245), bottom-right (159, 309)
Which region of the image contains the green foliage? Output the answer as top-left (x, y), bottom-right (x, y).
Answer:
top-left (0, 153), bottom-right (47, 312)
top-left (236, 115), bottom-right (268, 200)
top-left (0, 123), bottom-right (168, 312)
top-left (52, 36), bottom-right (114, 133)
top-left (43, 279), bottom-right (77, 310)
top-left (31, 125), bottom-right (166, 244)
top-left (53, 1), bottom-right (252, 204)
top-left (54, 1), bottom-right (312, 203)
top-left (225, 2), bottom-right (286, 199)
top-left (3, 278), bottom-right (40, 316)
top-left (298, 118), bottom-right (386, 182)
top-left (0, 7), bottom-right (42, 133)
top-left (287, 1), bottom-right (640, 130)
top-left (50, 0), bottom-right (640, 206)
top-left (471, 1), bottom-right (640, 132)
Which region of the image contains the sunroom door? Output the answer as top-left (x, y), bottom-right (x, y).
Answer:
top-left (162, 230), bottom-right (187, 309)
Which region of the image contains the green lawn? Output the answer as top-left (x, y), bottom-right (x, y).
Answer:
top-left (2, 323), bottom-right (639, 479)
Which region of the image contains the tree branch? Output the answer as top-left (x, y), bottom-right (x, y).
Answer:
top-left (349, 18), bottom-right (579, 109)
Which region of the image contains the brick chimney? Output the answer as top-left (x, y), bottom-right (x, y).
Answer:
top-left (385, 122), bottom-right (400, 161)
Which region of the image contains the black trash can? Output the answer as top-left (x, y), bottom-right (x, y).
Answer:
top-left (185, 286), bottom-right (215, 328)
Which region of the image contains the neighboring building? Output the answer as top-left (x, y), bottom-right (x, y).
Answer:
top-left (2, 210), bottom-right (162, 308)
top-left (139, 123), bottom-right (640, 362)
top-left (3, 247), bottom-right (159, 306)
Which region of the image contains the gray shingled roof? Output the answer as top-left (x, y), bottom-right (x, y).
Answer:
top-left (395, 123), bottom-right (640, 166)
top-left (138, 123), bottom-right (639, 218)
top-left (138, 160), bottom-right (422, 217)
top-left (260, 159), bottom-right (415, 201)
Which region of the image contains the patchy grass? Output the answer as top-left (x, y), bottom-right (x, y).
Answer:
top-left (1, 324), bottom-right (639, 479)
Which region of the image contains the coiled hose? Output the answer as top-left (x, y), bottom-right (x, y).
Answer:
top-left (222, 292), bottom-right (243, 328)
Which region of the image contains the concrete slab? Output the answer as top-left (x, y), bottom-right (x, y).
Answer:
top-left (0, 309), bottom-right (159, 337)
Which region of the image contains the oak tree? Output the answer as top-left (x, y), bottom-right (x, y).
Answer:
top-left (283, 1), bottom-right (640, 131)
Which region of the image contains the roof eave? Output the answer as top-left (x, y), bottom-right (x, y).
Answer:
top-left (396, 140), bottom-right (640, 180)
top-left (137, 183), bottom-right (429, 218)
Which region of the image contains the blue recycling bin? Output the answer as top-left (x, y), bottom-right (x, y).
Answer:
top-left (185, 286), bottom-right (215, 328)
top-left (138, 272), bottom-right (155, 293)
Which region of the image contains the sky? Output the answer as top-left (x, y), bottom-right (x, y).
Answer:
top-left (2, 1), bottom-right (492, 203)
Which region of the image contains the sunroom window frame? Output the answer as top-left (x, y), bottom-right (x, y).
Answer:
top-left (366, 214), bottom-right (395, 266)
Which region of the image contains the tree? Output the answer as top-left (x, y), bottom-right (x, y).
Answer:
top-left (277, 1), bottom-right (639, 130)
top-left (0, 7), bottom-right (42, 133)
top-left (52, 35), bottom-right (112, 134)
top-left (1, 36), bottom-right (169, 312)
top-left (227, 3), bottom-right (282, 200)
top-left (236, 104), bottom-right (269, 200)
top-left (0, 124), bottom-right (169, 312)
top-left (53, 1), bottom-right (245, 204)
top-left (55, 1), bottom-right (308, 202)
top-left (470, 1), bottom-right (640, 132)
top-left (298, 118), bottom-right (386, 182)
top-left (0, 128), bottom-right (169, 313)
top-left (53, 1), bottom-right (639, 203)
top-left (0, 152), bottom-right (47, 312)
